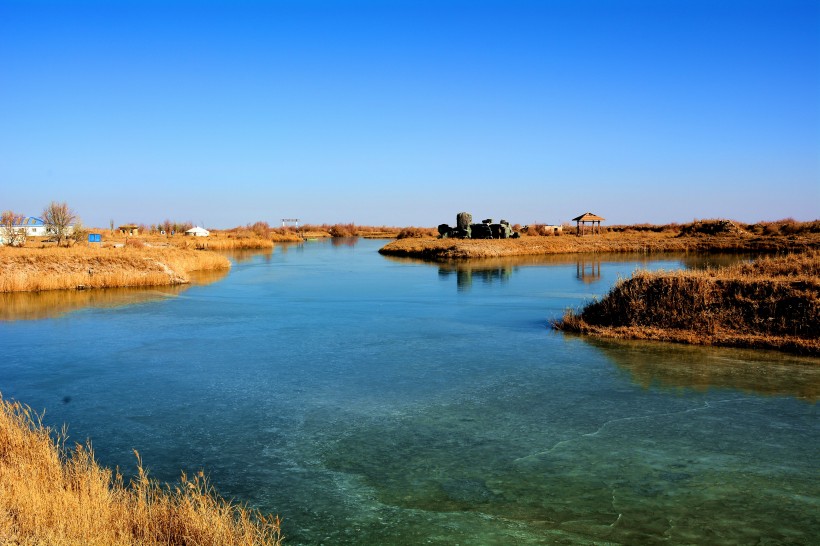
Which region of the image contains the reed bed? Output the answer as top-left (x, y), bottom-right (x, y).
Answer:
top-left (0, 395), bottom-right (282, 546)
top-left (379, 231), bottom-right (820, 260)
top-left (174, 236), bottom-right (275, 250)
top-left (395, 226), bottom-right (438, 239)
top-left (555, 252), bottom-right (820, 355)
top-left (0, 246), bottom-right (230, 293)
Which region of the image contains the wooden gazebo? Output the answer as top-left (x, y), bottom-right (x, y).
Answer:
top-left (572, 212), bottom-right (605, 236)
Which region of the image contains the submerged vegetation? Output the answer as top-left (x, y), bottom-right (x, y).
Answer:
top-left (555, 252), bottom-right (820, 355)
top-left (0, 395), bottom-right (282, 545)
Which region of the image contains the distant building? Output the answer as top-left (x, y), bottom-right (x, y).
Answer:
top-left (118, 224), bottom-right (139, 236)
top-left (572, 212), bottom-right (605, 235)
top-left (1, 216), bottom-right (76, 243)
top-left (15, 217), bottom-right (49, 237)
top-left (184, 226), bottom-right (210, 237)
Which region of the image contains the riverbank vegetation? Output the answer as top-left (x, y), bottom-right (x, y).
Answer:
top-left (0, 395), bottom-right (282, 545)
top-left (379, 219), bottom-right (820, 260)
top-left (554, 251), bottom-right (820, 355)
top-left (102, 222), bottom-right (409, 247)
top-left (0, 246), bottom-right (230, 293)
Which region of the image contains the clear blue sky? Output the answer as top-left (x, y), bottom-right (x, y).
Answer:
top-left (1, 0), bottom-right (818, 228)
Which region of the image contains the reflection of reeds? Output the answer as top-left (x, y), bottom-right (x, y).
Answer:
top-left (0, 269), bottom-right (229, 321)
top-left (0, 287), bottom-right (179, 320)
top-left (0, 395), bottom-right (282, 545)
top-left (588, 338), bottom-right (819, 402)
top-left (0, 247), bottom-right (230, 293)
top-left (556, 252), bottom-right (820, 355)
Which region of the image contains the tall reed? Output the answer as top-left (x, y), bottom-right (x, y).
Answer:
top-left (0, 395), bottom-right (282, 546)
top-left (555, 252), bottom-right (820, 355)
top-left (0, 246), bottom-right (231, 293)
top-left (379, 230), bottom-right (820, 260)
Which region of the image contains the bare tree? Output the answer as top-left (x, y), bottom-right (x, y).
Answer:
top-left (42, 201), bottom-right (77, 246)
top-left (0, 210), bottom-right (27, 246)
top-left (69, 219), bottom-right (89, 245)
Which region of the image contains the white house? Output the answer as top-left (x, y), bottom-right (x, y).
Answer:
top-left (1, 216), bottom-right (76, 245)
top-left (16, 217), bottom-right (49, 237)
top-left (184, 226), bottom-right (210, 237)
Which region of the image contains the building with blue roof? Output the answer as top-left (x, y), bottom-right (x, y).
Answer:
top-left (15, 217), bottom-right (49, 237)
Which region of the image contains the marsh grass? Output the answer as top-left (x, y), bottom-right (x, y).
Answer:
top-left (555, 252), bottom-right (820, 355)
top-left (0, 395), bottom-right (282, 546)
top-left (176, 235), bottom-right (276, 250)
top-left (379, 229), bottom-right (820, 260)
top-left (395, 226), bottom-right (438, 239)
top-left (0, 246), bottom-right (230, 293)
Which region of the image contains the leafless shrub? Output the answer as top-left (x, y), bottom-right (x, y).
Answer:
top-left (0, 211), bottom-right (27, 247)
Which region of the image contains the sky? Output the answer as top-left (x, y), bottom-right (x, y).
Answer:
top-left (1, 0), bottom-right (818, 229)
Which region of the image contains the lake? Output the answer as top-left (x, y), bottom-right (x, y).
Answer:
top-left (1, 238), bottom-right (817, 544)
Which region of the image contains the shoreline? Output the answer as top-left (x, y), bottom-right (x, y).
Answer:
top-left (0, 245), bottom-right (231, 293)
top-left (378, 232), bottom-right (820, 260)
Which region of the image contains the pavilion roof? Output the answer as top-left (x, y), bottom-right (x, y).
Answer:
top-left (572, 212), bottom-right (605, 222)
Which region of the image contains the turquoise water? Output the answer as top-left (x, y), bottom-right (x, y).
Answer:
top-left (0, 239), bottom-right (817, 544)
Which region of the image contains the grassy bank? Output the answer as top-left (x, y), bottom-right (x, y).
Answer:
top-left (0, 395), bottom-right (282, 546)
top-left (379, 231), bottom-right (820, 260)
top-left (0, 246), bottom-right (231, 293)
top-left (554, 252), bottom-right (820, 355)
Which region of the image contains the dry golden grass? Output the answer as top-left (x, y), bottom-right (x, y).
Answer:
top-left (555, 251), bottom-right (820, 355)
top-left (0, 395), bottom-right (282, 546)
top-left (395, 227), bottom-right (438, 239)
top-left (174, 235), bottom-right (276, 250)
top-left (379, 230), bottom-right (820, 259)
top-left (0, 246), bottom-right (230, 293)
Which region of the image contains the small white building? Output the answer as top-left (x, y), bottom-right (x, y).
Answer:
top-left (184, 226), bottom-right (210, 237)
top-left (17, 217), bottom-right (49, 237)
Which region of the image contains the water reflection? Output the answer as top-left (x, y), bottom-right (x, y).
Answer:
top-left (221, 248), bottom-right (275, 263)
top-left (576, 257), bottom-right (601, 283)
top-left (589, 338), bottom-right (820, 402)
top-left (0, 268), bottom-right (228, 321)
top-left (331, 236), bottom-right (359, 247)
top-left (438, 262), bottom-right (514, 290)
top-left (679, 253), bottom-right (756, 270)
top-left (386, 252), bottom-right (759, 293)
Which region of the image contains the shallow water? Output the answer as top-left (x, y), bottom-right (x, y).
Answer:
top-left (0, 239), bottom-right (817, 544)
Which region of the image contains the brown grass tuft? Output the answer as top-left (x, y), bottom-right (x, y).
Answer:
top-left (554, 251), bottom-right (820, 355)
top-left (396, 226), bottom-right (437, 239)
top-left (0, 394), bottom-right (282, 546)
top-left (327, 223), bottom-right (358, 238)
